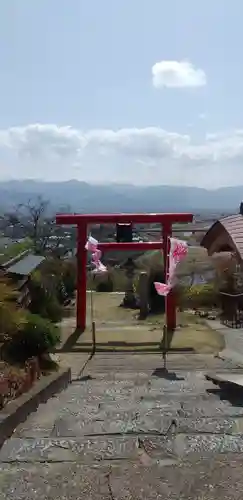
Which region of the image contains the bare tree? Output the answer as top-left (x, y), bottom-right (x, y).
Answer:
top-left (16, 196), bottom-right (74, 256)
top-left (38, 218), bottom-right (65, 255)
top-left (18, 196), bottom-right (51, 252)
top-left (20, 196), bottom-right (49, 250)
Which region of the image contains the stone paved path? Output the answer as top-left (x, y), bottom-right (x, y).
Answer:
top-left (1, 353), bottom-right (243, 498)
top-left (207, 319), bottom-right (243, 366)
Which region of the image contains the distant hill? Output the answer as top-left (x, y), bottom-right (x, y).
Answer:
top-left (0, 180), bottom-right (242, 213)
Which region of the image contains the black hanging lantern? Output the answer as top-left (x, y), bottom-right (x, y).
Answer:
top-left (116, 223), bottom-right (133, 243)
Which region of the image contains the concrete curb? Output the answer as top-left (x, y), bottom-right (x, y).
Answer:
top-left (217, 348), bottom-right (243, 368)
top-left (0, 367), bottom-right (71, 449)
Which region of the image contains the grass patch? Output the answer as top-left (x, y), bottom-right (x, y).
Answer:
top-left (161, 323), bottom-right (225, 354)
top-left (60, 292), bottom-right (224, 354)
top-left (0, 239), bottom-right (32, 264)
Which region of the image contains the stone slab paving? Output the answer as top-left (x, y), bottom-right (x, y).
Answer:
top-left (207, 320), bottom-right (243, 366)
top-left (57, 353), bottom-right (90, 379)
top-left (1, 353), bottom-right (243, 498)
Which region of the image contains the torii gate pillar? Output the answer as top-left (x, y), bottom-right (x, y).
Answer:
top-left (56, 212), bottom-right (193, 332)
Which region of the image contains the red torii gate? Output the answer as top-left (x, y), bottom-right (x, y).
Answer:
top-left (56, 212), bottom-right (193, 332)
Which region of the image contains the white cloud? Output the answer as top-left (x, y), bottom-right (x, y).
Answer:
top-left (0, 123), bottom-right (243, 187)
top-left (152, 60), bottom-right (207, 88)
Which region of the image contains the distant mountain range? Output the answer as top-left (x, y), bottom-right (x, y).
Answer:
top-left (0, 180), bottom-right (242, 214)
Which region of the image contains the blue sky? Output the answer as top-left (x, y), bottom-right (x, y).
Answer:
top-left (0, 0), bottom-right (243, 187)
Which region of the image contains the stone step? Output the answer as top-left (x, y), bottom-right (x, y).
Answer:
top-left (207, 371), bottom-right (243, 387)
top-left (2, 432), bottom-right (243, 464)
top-left (1, 458), bottom-right (243, 499)
top-left (2, 353), bottom-right (243, 499)
top-left (14, 391), bottom-right (243, 437)
top-left (87, 354), bottom-right (239, 372)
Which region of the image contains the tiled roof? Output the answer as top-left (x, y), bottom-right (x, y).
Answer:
top-left (201, 214), bottom-right (243, 259)
top-left (219, 214), bottom-right (243, 258)
top-left (7, 254), bottom-right (45, 276)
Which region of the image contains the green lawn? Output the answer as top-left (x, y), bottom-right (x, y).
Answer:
top-left (0, 239), bottom-right (33, 264)
top-left (60, 293), bottom-right (225, 354)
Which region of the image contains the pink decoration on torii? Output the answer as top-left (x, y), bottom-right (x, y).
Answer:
top-left (154, 237), bottom-right (188, 296)
top-left (85, 235), bottom-right (107, 274)
top-left (85, 235), bottom-right (188, 289)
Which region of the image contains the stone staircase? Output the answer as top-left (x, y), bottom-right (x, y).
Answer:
top-left (1, 353), bottom-right (243, 498)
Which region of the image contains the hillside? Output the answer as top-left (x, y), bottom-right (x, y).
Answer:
top-left (0, 179), bottom-right (242, 213)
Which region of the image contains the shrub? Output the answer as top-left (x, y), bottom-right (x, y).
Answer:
top-left (96, 277), bottom-right (114, 292)
top-left (147, 270), bottom-right (165, 314)
top-left (0, 305), bottom-right (25, 339)
top-left (4, 313), bottom-right (61, 362)
top-left (39, 258), bottom-right (76, 297)
top-left (178, 283), bottom-right (219, 310)
top-left (62, 263), bottom-right (76, 297)
top-left (109, 268), bottom-right (127, 292)
top-left (43, 297), bottom-right (63, 323)
top-left (0, 276), bottom-right (25, 339)
top-left (28, 278), bottom-right (46, 309)
top-left (88, 268), bottom-right (126, 292)
top-left (29, 277), bottom-right (63, 322)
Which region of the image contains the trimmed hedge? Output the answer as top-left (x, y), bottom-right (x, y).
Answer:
top-left (3, 313), bottom-right (61, 363)
top-left (177, 283), bottom-right (219, 310)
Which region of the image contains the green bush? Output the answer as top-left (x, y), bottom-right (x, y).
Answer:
top-left (147, 270), bottom-right (165, 314)
top-left (42, 297), bottom-right (63, 323)
top-left (4, 313), bottom-right (61, 362)
top-left (39, 258), bottom-right (76, 299)
top-left (96, 277), bottom-right (113, 292)
top-left (109, 269), bottom-right (127, 292)
top-left (88, 268), bottom-right (127, 292)
top-left (0, 277), bottom-right (26, 339)
top-left (178, 283), bottom-right (219, 310)
top-left (29, 278), bottom-right (63, 322)
top-left (62, 263), bottom-right (76, 297)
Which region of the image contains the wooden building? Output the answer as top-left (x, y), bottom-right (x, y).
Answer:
top-left (201, 205), bottom-right (243, 328)
top-left (201, 210), bottom-right (243, 261)
top-left (1, 253), bottom-right (45, 308)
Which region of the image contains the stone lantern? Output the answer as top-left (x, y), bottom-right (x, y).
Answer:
top-left (122, 257), bottom-right (137, 308)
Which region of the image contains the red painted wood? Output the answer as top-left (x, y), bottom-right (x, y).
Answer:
top-left (56, 212), bottom-right (193, 225)
top-left (77, 223), bottom-right (87, 331)
top-left (98, 241), bottom-right (163, 251)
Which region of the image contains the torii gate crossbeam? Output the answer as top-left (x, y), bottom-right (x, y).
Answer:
top-left (56, 212), bottom-right (193, 332)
